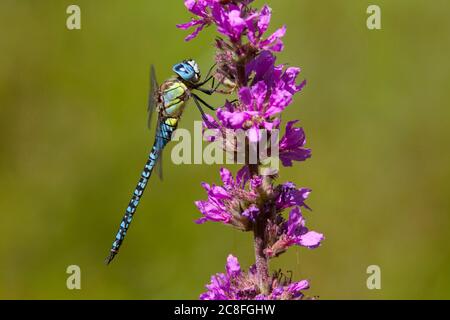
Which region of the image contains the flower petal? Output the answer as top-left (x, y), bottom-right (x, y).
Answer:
top-left (226, 254), bottom-right (241, 277)
top-left (297, 231), bottom-right (324, 248)
top-left (220, 167), bottom-right (234, 188)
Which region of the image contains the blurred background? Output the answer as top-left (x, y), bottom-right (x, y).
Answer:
top-left (0, 0), bottom-right (449, 299)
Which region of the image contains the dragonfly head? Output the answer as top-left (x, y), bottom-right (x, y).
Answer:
top-left (173, 59), bottom-right (201, 84)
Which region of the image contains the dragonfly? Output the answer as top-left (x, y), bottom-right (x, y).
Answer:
top-left (105, 59), bottom-right (220, 264)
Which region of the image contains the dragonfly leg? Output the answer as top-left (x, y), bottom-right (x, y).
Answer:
top-left (195, 75), bottom-right (213, 88)
top-left (203, 63), bottom-right (217, 81)
top-left (192, 95), bottom-right (218, 128)
top-left (195, 78), bottom-right (222, 95)
top-left (192, 93), bottom-right (216, 111)
top-left (194, 63), bottom-right (217, 88)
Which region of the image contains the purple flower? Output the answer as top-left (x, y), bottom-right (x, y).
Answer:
top-left (265, 206), bottom-right (323, 258)
top-left (195, 167), bottom-right (258, 229)
top-left (195, 182), bottom-right (233, 224)
top-left (263, 184), bottom-right (323, 257)
top-left (275, 182), bottom-right (311, 211)
top-left (200, 255), bottom-right (312, 300)
top-left (287, 280), bottom-right (310, 293)
top-left (271, 280), bottom-right (310, 299)
top-left (285, 207), bottom-right (324, 249)
top-left (215, 81), bottom-right (282, 142)
top-left (199, 272), bottom-right (230, 300)
top-left (177, 0), bottom-right (214, 41)
top-left (211, 3), bottom-right (254, 42)
top-left (199, 254), bottom-right (241, 300)
top-left (250, 175), bottom-right (262, 190)
top-left (178, 0), bottom-right (286, 52)
top-left (242, 204), bottom-right (260, 221)
top-left (247, 6), bottom-right (286, 52)
top-left (205, 51), bottom-right (305, 145)
top-left (279, 120), bottom-right (312, 167)
top-left (246, 51), bottom-right (306, 110)
top-left (246, 50), bottom-right (276, 84)
top-left (177, 0), bottom-right (253, 42)
top-left (211, 98), bottom-right (281, 144)
top-left (245, 51), bottom-right (306, 111)
top-left (247, 51), bottom-right (306, 88)
top-left (225, 254), bottom-right (241, 277)
top-left (220, 166), bottom-right (250, 191)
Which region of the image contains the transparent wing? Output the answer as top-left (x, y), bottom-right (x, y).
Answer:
top-left (154, 117), bottom-right (164, 181)
top-left (156, 150), bottom-right (164, 181)
top-left (148, 65), bottom-right (163, 180)
top-left (147, 65), bottom-right (159, 129)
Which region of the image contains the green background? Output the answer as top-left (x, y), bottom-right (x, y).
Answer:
top-left (1, 0), bottom-right (449, 299)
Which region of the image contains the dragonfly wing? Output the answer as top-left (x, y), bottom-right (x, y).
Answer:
top-left (156, 151), bottom-right (163, 181)
top-left (147, 65), bottom-right (159, 129)
top-left (154, 117), bottom-right (164, 181)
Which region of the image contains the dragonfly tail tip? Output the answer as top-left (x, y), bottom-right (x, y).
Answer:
top-left (105, 251), bottom-right (117, 265)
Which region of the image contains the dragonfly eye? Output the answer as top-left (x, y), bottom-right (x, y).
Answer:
top-left (187, 59), bottom-right (200, 76)
top-left (173, 60), bottom-right (201, 83)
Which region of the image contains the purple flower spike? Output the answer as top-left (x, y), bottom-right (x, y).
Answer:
top-left (179, 0), bottom-right (324, 300)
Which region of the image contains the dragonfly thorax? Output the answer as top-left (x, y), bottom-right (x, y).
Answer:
top-left (158, 79), bottom-right (190, 119)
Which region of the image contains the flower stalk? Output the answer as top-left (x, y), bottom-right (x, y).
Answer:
top-left (248, 163), bottom-right (268, 294)
top-left (253, 213), bottom-right (269, 294)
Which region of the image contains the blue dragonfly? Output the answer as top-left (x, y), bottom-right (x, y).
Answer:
top-left (106, 59), bottom-right (219, 264)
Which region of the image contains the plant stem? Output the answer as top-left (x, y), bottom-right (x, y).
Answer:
top-left (254, 219), bottom-right (269, 294)
top-left (249, 163), bottom-right (270, 294)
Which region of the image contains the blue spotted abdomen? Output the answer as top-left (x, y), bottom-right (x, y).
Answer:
top-left (106, 118), bottom-right (179, 264)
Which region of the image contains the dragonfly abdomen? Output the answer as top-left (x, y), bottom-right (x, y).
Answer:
top-left (106, 118), bottom-right (178, 264)
top-left (109, 150), bottom-right (157, 256)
